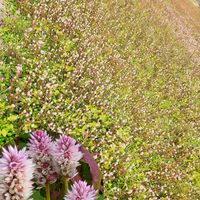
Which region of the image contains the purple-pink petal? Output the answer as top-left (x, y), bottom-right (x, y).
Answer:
top-left (28, 130), bottom-right (58, 186)
top-left (52, 134), bottom-right (83, 177)
top-left (0, 146), bottom-right (34, 200)
top-left (65, 181), bottom-right (98, 200)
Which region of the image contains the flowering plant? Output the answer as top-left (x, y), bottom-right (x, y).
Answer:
top-left (0, 130), bottom-right (102, 200)
top-left (0, 146), bottom-right (34, 200)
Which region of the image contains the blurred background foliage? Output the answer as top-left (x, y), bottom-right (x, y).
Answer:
top-left (0, 0), bottom-right (199, 199)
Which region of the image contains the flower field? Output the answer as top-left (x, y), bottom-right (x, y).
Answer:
top-left (0, 0), bottom-right (199, 199)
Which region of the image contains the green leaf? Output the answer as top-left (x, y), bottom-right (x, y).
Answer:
top-left (7, 115), bottom-right (18, 121)
top-left (32, 190), bottom-right (44, 200)
top-left (81, 162), bottom-right (92, 184)
top-left (0, 129), bottom-right (8, 137)
top-left (98, 194), bottom-right (104, 200)
top-left (159, 100), bottom-right (173, 109)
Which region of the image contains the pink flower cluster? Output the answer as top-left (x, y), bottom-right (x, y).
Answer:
top-left (0, 146), bottom-right (34, 200)
top-left (0, 130), bottom-right (98, 200)
top-left (28, 130), bottom-right (58, 187)
top-left (65, 180), bottom-right (98, 200)
top-left (53, 134), bottom-right (83, 178)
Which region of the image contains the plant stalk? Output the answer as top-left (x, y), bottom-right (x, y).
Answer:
top-left (63, 177), bottom-right (69, 194)
top-left (45, 183), bottom-right (51, 200)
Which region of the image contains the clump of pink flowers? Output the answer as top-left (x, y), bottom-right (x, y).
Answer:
top-left (0, 130), bottom-right (99, 200)
top-left (0, 146), bottom-right (34, 200)
top-left (65, 180), bottom-right (98, 200)
top-left (28, 130), bottom-right (58, 187)
top-left (53, 134), bottom-right (83, 178)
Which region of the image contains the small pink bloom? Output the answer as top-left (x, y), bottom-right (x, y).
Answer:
top-left (65, 181), bottom-right (98, 200)
top-left (16, 64), bottom-right (22, 76)
top-left (0, 146), bottom-right (34, 200)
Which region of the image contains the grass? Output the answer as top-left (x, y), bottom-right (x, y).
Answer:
top-left (0, 0), bottom-right (200, 199)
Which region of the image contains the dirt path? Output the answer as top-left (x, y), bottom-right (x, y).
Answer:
top-left (142, 0), bottom-right (200, 66)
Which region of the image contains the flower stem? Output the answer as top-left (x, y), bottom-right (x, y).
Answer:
top-left (63, 177), bottom-right (69, 194)
top-left (45, 183), bottom-right (51, 200)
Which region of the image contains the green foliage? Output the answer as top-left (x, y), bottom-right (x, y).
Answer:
top-left (32, 190), bottom-right (44, 200)
top-left (0, 102), bottom-right (16, 148)
top-left (0, 0), bottom-right (199, 199)
top-left (98, 194), bottom-right (104, 200)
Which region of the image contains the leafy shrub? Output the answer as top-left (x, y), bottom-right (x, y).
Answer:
top-left (0, 102), bottom-right (16, 148)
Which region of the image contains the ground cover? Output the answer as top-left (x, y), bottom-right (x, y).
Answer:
top-left (0, 0), bottom-right (199, 199)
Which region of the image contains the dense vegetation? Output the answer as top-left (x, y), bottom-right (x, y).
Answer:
top-left (0, 0), bottom-right (199, 199)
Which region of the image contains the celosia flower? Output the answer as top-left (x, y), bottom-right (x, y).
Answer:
top-left (0, 146), bottom-right (34, 200)
top-left (65, 181), bottom-right (98, 200)
top-left (53, 134), bottom-right (83, 178)
top-left (28, 130), bottom-right (57, 187)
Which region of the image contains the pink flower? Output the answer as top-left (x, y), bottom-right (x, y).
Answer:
top-left (65, 181), bottom-right (98, 200)
top-left (28, 130), bottom-right (58, 187)
top-left (0, 146), bottom-right (34, 200)
top-left (16, 64), bottom-right (22, 76)
top-left (53, 134), bottom-right (83, 178)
